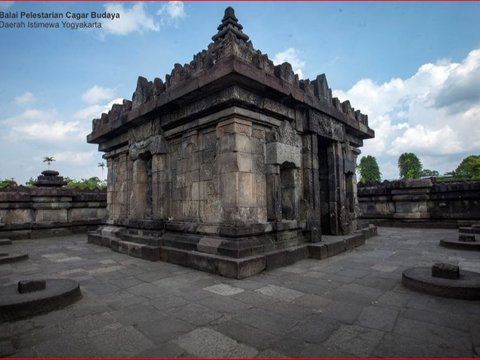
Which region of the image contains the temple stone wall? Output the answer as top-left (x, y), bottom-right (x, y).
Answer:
top-left (0, 187), bottom-right (106, 239)
top-left (106, 153), bottom-right (129, 222)
top-left (358, 179), bottom-right (480, 228)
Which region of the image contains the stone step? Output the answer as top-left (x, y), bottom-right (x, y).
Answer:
top-left (87, 232), bottom-right (111, 247)
top-left (162, 233), bottom-right (199, 251)
top-left (120, 233), bottom-right (163, 247)
top-left (126, 229), bottom-right (164, 238)
top-left (265, 245), bottom-right (309, 270)
top-left (160, 245), bottom-right (266, 279)
top-left (110, 239), bottom-right (161, 261)
top-left (0, 239), bottom-right (12, 246)
top-left (309, 233), bottom-right (365, 260)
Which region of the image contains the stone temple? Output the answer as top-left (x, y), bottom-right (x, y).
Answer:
top-left (87, 7), bottom-right (374, 278)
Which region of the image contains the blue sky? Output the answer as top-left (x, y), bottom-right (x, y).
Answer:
top-left (1, 1), bottom-right (480, 183)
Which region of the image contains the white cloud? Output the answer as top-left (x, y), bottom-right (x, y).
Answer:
top-left (1, 108), bottom-right (84, 142)
top-left (15, 91), bottom-right (37, 106)
top-left (273, 48), bottom-right (305, 79)
top-left (334, 48), bottom-right (480, 179)
top-left (75, 98), bottom-right (123, 120)
top-left (81, 85), bottom-right (116, 104)
top-left (389, 124), bottom-right (463, 156)
top-left (0, 97), bottom-right (113, 183)
top-left (101, 2), bottom-right (160, 36)
top-left (3, 94), bottom-right (123, 144)
top-left (157, 1), bottom-right (186, 24)
top-left (13, 121), bottom-right (82, 141)
top-left (52, 151), bottom-right (97, 165)
top-left (2, 108), bottom-right (53, 126)
top-left (434, 49), bottom-right (480, 112)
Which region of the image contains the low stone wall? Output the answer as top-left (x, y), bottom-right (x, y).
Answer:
top-left (358, 179), bottom-right (480, 228)
top-left (0, 186), bottom-right (107, 239)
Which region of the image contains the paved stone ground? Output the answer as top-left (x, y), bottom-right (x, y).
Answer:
top-left (0, 227), bottom-right (479, 357)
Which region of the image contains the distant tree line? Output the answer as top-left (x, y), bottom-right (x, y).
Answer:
top-left (64, 177), bottom-right (106, 190)
top-left (0, 178), bottom-right (16, 189)
top-left (1, 177), bottom-right (106, 189)
top-left (24, 176), bottom-right (106, 190)
top-left (0, 157), bottom-right (107, 189)
top-left (358, 154), bottom-right (480, 184)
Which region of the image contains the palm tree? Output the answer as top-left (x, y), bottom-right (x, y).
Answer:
top-left (43, 156), bottom-right (55, 170)
top-left (98, 162), bottom-right (106, 180)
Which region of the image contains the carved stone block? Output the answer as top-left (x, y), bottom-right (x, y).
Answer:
top-left (18, 280), bottom-right (46, 294)
top-left (432, 263), bottom-right (460, 279)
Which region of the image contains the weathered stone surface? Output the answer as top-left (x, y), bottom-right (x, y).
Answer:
top-left (459, 234), bottom-right (476, 242)
top-left (0, 253), bottom-right (29, 264)
top-left (203, 283), bottom-right (244, 296)
top-left (175, 327), bottom-right (258, 358)
top-left (431, 263), bottom-right (460, 279)
top-left (265, 142), bottom-right (301, 167)
top-left (358, 179), bottom-right (480, 228)
top-left (0, 239), bottom-right (12, 246)
top-left (255, 284), bottom-right (303, 302)
top-left (0, 186), bottom-right (106, 239)
top-left (18, 280), bottom-right (47, 294)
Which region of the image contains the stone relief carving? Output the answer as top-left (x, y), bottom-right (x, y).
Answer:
top-left (265, 120), bottom-right (299, 146)
top-left (339, 206), bottom-right (349, 234)
top-left (309, 110), bottom-right (345, 142)
top-left (129, 135), bottom-right (168, 160)
top-left (265, 121), bottom-right (302, 167)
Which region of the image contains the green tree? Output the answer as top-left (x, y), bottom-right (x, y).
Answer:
top-left (25, 177), bottom-right (36, 187)
top-left (0, 178), bottom-right (17, 188)
top-left (43, 156), bottom-right (55, 169)
top-left (454, 155), bottom-right (480, 179)
top-left (358, 155), bottom-right (381, 184)
top-left (64, 177), bottom-right (105, 190)
top-left (398, 153), bottom-right (423, 179)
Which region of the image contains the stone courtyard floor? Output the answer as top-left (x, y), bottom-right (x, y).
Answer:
top-left (0, 227), bottom-right (479, 357)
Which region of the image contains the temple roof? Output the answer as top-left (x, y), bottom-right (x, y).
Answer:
top-left (88, 7), bottom-right (374, 145)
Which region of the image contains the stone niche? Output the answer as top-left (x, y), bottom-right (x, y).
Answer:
top-left (87, 7), bottom-right (374, 278)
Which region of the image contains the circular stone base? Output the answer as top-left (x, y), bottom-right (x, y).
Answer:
top-left (402, 267), bottom-right (480, 300)
top-left (0, 279), bottom-right (81, 322)
top-left (439, 239), bottom-right (480, 251)
top-left (0, 253), bottom-right (29, 264)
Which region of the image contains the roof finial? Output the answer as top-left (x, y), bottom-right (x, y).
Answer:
top-left (212, 7), bottom-right (249, 42)
top-left (221, 7), bottom-right (240, 29)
